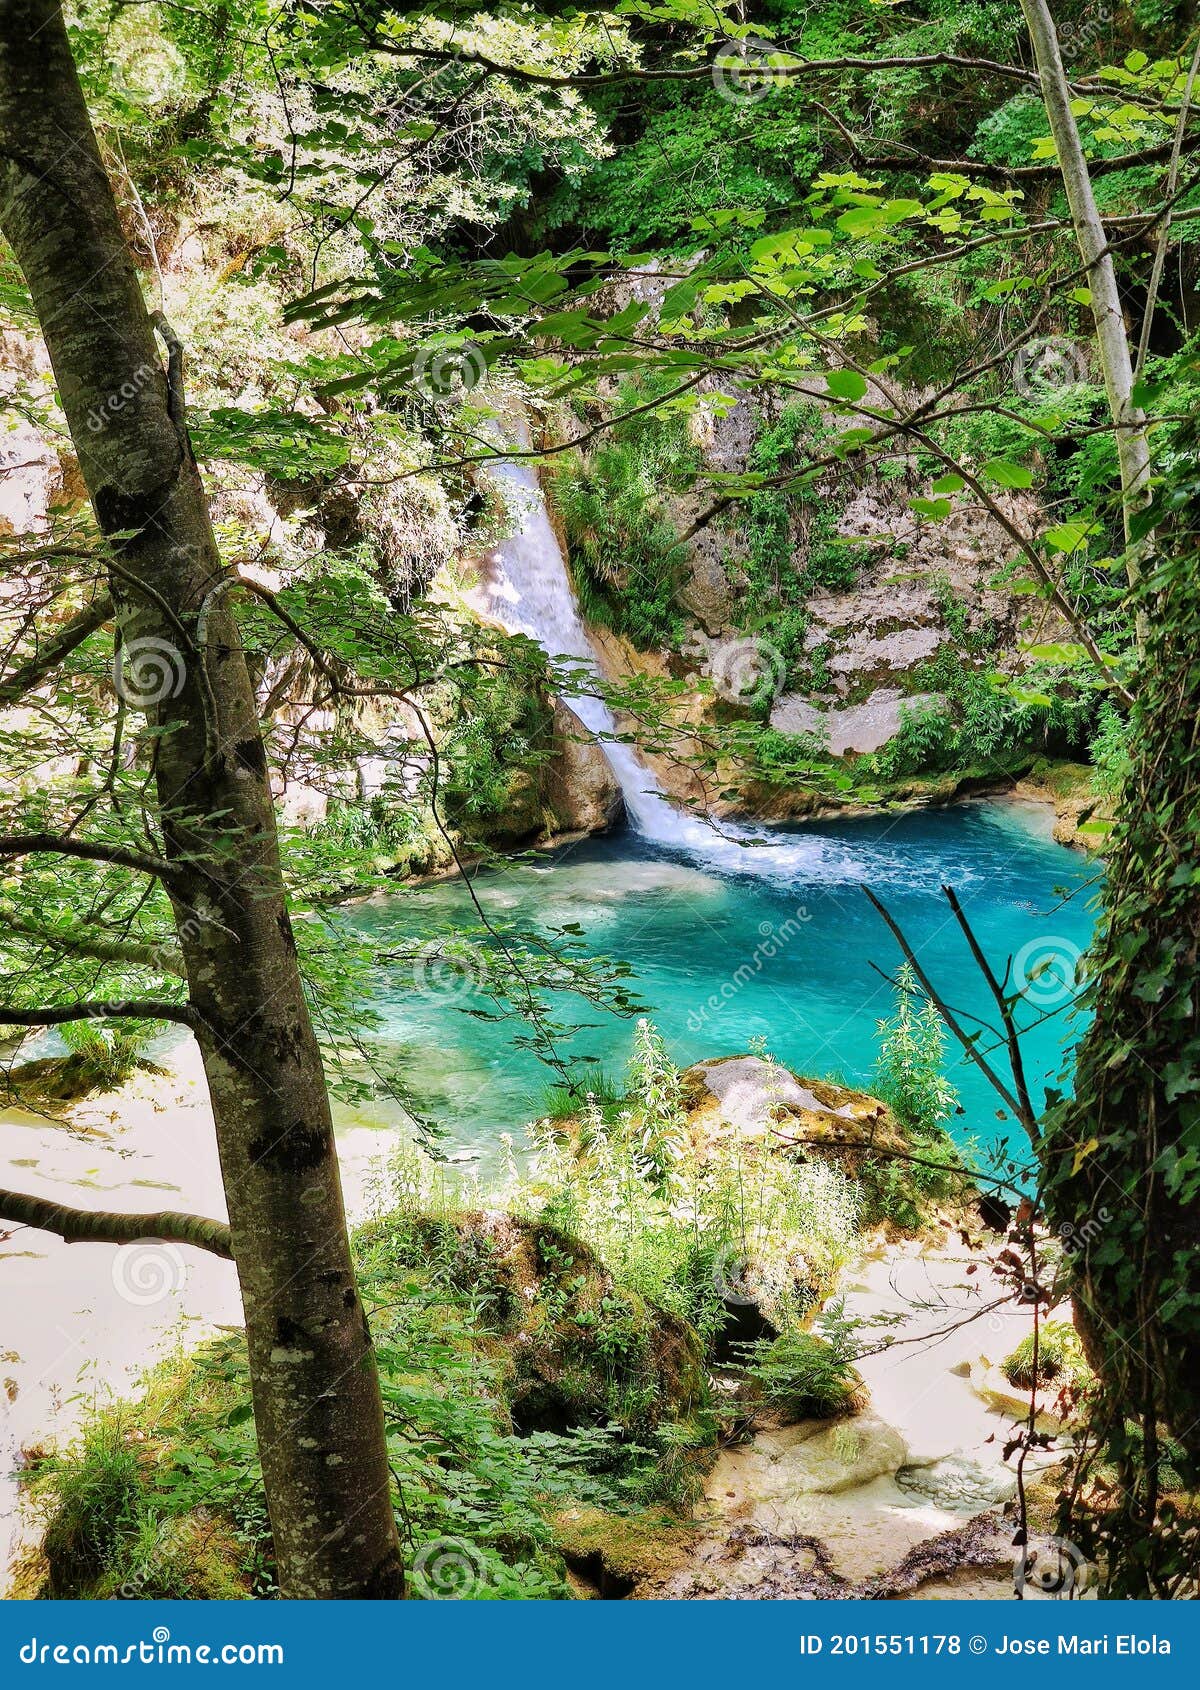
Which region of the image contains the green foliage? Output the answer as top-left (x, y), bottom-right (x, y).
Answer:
top-left (526, 1049), bottom-right (862, 1356)
top-left (1044, 470), bottom-right (1200, 1594)
top-left (737, 403), bottom-right (858, 686)
top-left (442, 668), bottom-right (553, 831)
top-left (1088, 700), bottom-right (1133, 799)
top-left (553, 376), bottom-right (699, 648)
top-left (870, 700), bottom-right (958, 780)
top-left (56, 1023), bottom-right (149, 1092)
top-left (746, 1324), bottom-right (864, 1421)
top-left (1002, 1321), bottom-right (1090, 1393)
top-left (874, 965), bottom-right (958, 1138)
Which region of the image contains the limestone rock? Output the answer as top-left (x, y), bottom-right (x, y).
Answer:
top-left (770, 687), bottom-right (947, 756)
top-left (544, 698), bottom-right (624, 834)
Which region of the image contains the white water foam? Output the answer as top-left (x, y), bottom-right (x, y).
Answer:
top-left (477, 454), bottom-right (917, 886)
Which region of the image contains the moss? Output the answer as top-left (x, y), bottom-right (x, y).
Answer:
top-left (1002, 1320), bottom-right (1092, 1393)
top-left (553, 1504), bottom-right (693, 1594)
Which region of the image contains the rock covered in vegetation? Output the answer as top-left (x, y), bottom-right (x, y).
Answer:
top-left (369, 1210), bottom-right (711, 1446)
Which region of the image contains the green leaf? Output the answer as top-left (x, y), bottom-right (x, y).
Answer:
top-left (983, 458), bottom-right (1034, 489)
top-left (930, 473), bottom-right (964, 494)
top-left (1023, 642), bottom-right (1090, 665)
top-left (1043, 520), bottom-right (1096, 552)
top-left (908, 496), bottom-right (952, 520)
top-left (826, 369), bottom-right (868, 403)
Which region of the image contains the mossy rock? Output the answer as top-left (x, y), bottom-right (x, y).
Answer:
top-left (681, 1056), bottom-right (966, 1233)
top-left (553, 1505), bottom-right (693, 1596)
top-left (369, 1209), bottom-right (711, 1443)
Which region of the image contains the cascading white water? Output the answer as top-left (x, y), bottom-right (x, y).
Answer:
top-left (478, 450), bottom-right (919, 885)
top-left (479, 460), bottom-right (704, 842)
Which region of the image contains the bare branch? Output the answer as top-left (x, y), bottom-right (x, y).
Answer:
top-left (0, 1186), bottom-right (231, 1259)
top-left (863, 886), bottom-right (1035, 1141)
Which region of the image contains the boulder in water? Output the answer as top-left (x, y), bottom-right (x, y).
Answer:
top-left (544, 698), bottom-right (624, 835)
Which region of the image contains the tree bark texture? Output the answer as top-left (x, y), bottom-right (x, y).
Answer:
top-left (0, 0), bottom-right (402, 1598)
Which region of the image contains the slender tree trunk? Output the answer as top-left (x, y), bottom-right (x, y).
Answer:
top-left (0, 0), bottom-right (402, 1599)
top-left (1021, 0), bottom-right (1152, 609)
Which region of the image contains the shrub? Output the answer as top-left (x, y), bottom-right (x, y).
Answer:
top-left (873, 964), bottom-right (958, 1138)
top-left (745, 1326), bottom-right (865, 1422)
top-left (58, 1022), bottom-right (148, 1091)
top-left (1002, 1320), bottom-right (1091, 1392)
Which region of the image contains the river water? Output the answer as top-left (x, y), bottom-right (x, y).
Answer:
top-left (347, 800), bottom-right (1096, 1172)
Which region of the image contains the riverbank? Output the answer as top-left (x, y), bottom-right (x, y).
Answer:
top-left (0, 1041), bottom-right (393, 1587)
top-left (3, 1022), bottom-right (1073, 1602)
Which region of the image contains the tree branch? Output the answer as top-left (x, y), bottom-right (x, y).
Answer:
top-left (0, 591), bottom-right (113, 704)
top-left (0, 1000), bottom-right (195, 1027)
top-left (0, 832), bottom-right (179, 881)
top-left (0, 915), bottom-right (185, 976)
top-left (0, 1186), bottom-right (231, 1259)
top-left (863, 886), bottom-right (1037, 1142)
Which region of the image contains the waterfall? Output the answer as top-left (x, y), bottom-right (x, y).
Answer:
top-left (477, 451), bottom-right (882, 883)
top-left (478, 459), bottom-right (698, 841)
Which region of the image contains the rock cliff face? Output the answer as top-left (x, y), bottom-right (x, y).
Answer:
top-left (544, 699), bottom-right (624, 835)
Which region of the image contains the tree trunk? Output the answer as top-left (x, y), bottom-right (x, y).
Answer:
top-left (1021, 0), bottom-right (1152, 598)
top-left (0, 0), bottom-right (402, 1599)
